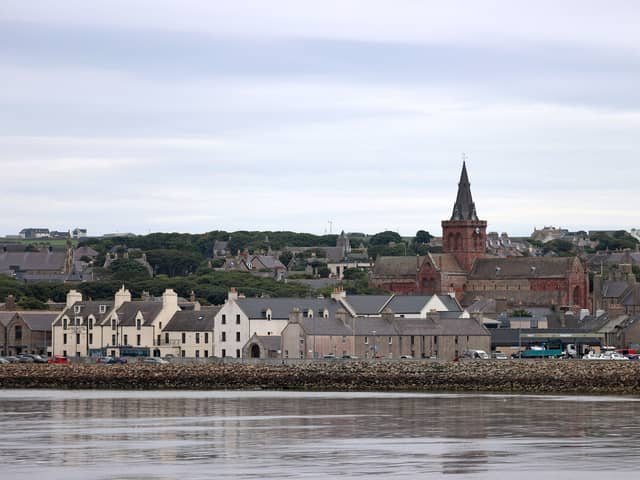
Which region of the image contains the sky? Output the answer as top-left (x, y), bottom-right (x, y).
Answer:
top-left (1, 0), bottom-right (639, 237)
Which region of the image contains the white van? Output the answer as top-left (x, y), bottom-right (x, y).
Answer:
top-left (462, 349), bottom-right (489, 360)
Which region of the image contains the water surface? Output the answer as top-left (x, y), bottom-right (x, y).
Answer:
top-left (1, 390), bottom-right (638, 479)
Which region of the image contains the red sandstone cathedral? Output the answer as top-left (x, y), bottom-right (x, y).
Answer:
top-left (371, 163), bottom-right (589, 310)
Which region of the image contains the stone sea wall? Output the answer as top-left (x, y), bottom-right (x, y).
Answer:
top-left (1, 361), bottom-right (640, 394)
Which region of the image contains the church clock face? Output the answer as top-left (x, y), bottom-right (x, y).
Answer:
top-left (474, 227), bottom-right (480, 235)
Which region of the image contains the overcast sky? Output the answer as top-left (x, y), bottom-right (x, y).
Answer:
top-left (1, 1), bottom-right (639, 237)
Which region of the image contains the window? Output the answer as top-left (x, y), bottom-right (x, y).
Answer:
top-left (88, 318), bottom-right (93, 330)
top-left (74, 317), bottom-right (81, 327)
top-left (235, 332), bottom-right (240, 342)
top-left (221, 332), bottom-right (226, 342)
top-left (236, 314), bottom-right (241, 324)
top-left (63, 333), bottom-right (67, 344)
top-left (74, 305), bottom-right (81, 314)
top-left (123, 334), bottom-right (128, 345)
top-left (14, 326), bottom-right (22, 341)
top-left (157, 334), bottom-right (161, 346)
top-left (165, 332), bottom-right (169, 344)
top-left (342, 336), bottom-right (346, 343)
top-left (181, 350), bottom-right (186, 358)
top-left (136, 335), bottom-right (141, 346)
top-left (111, 319), bottom-right (116, 331)
top-left (204, 350), bottom-right (209, 358)
top-left (364, 336), bottom-right (368, 344)
top-left (410, 336), bottom-right (415, 345)
top-left (455, 336), bottom-right (459, 345)
top-left (204, 332), bottom-right (209, 343)
top-left (195, 333), bottom-right (200, 344)
top-left (136, 318), bottom-right (141, 330)
top-left (99, 305), bottom-right (106, 314)
top-left (221, 349), bottom-right (226, 357)
top-left (388, 337), bottom-right (392, 345)
top-left (89, 333), bottom-right (93, 344)
top-left (236, 349), bottom-right (240, 358)
top-left (76, 334), bottom-right (80, 345)
top-left (111, 334), bottom-right (116, 345)
top-left (182, 333), bottom-right (186, 344)
top-left (63, 350), bottom-right (67, 357)
top-left (434, 336), bottom-right (438, 345)
top-left (159, 322), bottom-right (162, 329)
top-left (63, 318), bottom-right (68, 329)
top-left (221, 314), bottom-right (226, 325)
top-left (195, 350), bottom-right (200, 358)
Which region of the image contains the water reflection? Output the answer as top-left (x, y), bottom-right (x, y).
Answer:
top-left (0, 391), bottom-right (639, 479)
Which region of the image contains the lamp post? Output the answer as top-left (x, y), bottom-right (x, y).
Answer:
top-left (372, 330), bottom-right (377, 359)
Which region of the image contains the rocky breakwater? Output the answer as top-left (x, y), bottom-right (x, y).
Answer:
top-left (1, 360), bottom-right (640, 394)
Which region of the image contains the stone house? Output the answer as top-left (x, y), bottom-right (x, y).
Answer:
top-left (4, 311), bottom-right (57, 356)
top-left (160, 308), bottom-right (218, 359)
top-left (591, 264), bottom-right (638, 316)
top-left (280, 308), bottom-right (490, 361)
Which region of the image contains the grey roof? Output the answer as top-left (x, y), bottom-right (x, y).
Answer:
top-left (74, 246), bottom-right (98, 259)
top-left (491, 328), bottom-right (601, 347)
top-left (59, 301), bottom-right (114, 324)
top-left (115, 301), bottom-right (163, 326)
top-left (449, 162), bottom-right (479, 221)
top-left (469, 257), bottom-right (578, 280)
top-left (373, 256), bottom-right (425, 277)
top-left (602, 281), bottom-right (631, 299)
top-left (164, 308), bottom-right (219, 331)
top-left (250, 255), bottom-right (285, 270)
top-left (213, 240), bottom-right (228, 251)
top-left (437, 294), bottom-right (463, 312)
top-left (385, 295), bottom-right (430, 314)
top-left (15, 312), bottom-right (58, 331)
top-left (622, 285), bottom-right (640, 306)
top-left (0, 251), bottom-right (67, 273)
top-left (236, 297), bottom-right (340, 319)
top-left (342, 295), bottom-right (393, 315)
top-left (299, 314), bottom-right (355, 336)
top-left (254, 335), bottom-right (281, 351)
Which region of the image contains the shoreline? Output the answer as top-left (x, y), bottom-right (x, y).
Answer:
top-left (2, 361), bottom-right (640, 395)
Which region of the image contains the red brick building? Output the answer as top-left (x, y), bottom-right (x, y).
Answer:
top-left (370, 163), bottom-right (589, 311)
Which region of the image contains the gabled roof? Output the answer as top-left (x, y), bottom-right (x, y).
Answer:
top-left (250, 255), bottom-right (285, 270)
top-left (235, 297), bottom-right (339, 319)
top-left (252, 335), bottom-right (281, 352)
top-left (385, 295), bottom-right (431, 314)
top-left (14, 312), bottom-right (58, 331)
top-left (342, 295), bottom-right (393, 315)
top-left (164, 308), bottom-right (219, 331)
top-left (0, 251), bottom-right (67, 273)
top-left (115, 301), bottom-right (163, 326)
top-left (427, 253), bottom-right (465, 273)
top-left (59, 301), bottom-right (114, 324)
top-left (602, 281), bottom-right (631, 299)
top-left (469, 257), bottom-right (577, 280)
top-left (450, 162), bottom-right (479, 221)
top-left (621, 285), bottom-right (640, 306)
top-left (373, 256), bottom-right (425, 277)
top-left (0, 311), bottom-right (16, 326)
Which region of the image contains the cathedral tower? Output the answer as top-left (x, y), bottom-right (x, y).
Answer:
top-left (441, 162), bottom-right (487, 271)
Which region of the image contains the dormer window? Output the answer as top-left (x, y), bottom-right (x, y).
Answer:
top-left (136, 318), bottom-right (142, 330)
top-left (323, 309), bottom-right (329, 318)
top-left (74, 305), bottom-right (81, 314)
top-left (99, 305), bottom-right (107, 314)
top-left (307, 309), bottom-right (314, 318)
top-left (63, 318), bottom-right (68, 330)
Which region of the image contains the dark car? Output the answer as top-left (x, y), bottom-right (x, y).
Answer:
top-left (20, 354), bottom-right (47, 364)
top-left (4, 356), bottom-right (20, 363)
top-left (16, 355), bottom-right (34, 363)
top-left (96, 357), bottom-right (127, 364)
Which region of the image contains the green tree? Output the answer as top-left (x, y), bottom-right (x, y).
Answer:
top-left (369, 231), bottom-right (402, 246)
top-left (414, 230), bottom-right (433, 245)
top-left (109, 259), bottom-right (151, 281)
top-left (17, 296), bottom-right (48, 310)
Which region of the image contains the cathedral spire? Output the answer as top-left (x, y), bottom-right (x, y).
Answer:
top-left (450, 161), bottom-right (479, 221)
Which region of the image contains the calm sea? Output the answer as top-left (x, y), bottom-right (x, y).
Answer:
top-left (0, 390), bottom-right (639, 479)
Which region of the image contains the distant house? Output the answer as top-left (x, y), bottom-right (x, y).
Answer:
top-left (72, 228), bottom-right (87, 239)
top-left (212, 240), bottom-right (229, 257)
top-left (19, 228), bottom-right (50, 240)
top-left (0, 245), bottom-right (72, 283)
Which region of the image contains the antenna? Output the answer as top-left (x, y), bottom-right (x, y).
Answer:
top-left (462, 152), bottom-right (468, 163)
top-left (328, 220), bottom-right (333, 234)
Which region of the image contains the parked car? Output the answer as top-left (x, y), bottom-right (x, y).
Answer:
top-left (400, 355), bottom-right (414, 359)
top-left (322, 353), bottom-right (337, 360)
top-left (142, 357), bottom-right (169, 365)
top-left (462, 350), bottom-right (490, 360)
top-left (0, 357), bottom-right (9, 364)
top-left (4, 356), bottom-right (20, 363)
top-left (96, 357), bottom-right (128, 364)
top-left (341, 355), bottom-right (359, 360)
top-left (28, 354), bottom-right (48, 364)
top-left (491, 351), bottom-right (508, 360)
top-left (47, 355), bottom-right (70, 364)
top-left (16, 355), bottom-right (35, 363)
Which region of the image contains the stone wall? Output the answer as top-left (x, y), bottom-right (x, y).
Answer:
top-left (2, 360), bottom-right (640, 394)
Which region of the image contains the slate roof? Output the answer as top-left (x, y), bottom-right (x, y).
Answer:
top-left (299, 314), bottom-right (354, 336)
top-left (437, 295), bottom-right (463, 312)
top-left (622, 285), bottom-right (640, 306)
top-left (74, 246), bottom-right (98, 259)
top-left (385, 295), bottom-right (431, 314)
top-left (373, 256), bottom-right (425, 277)
top-left (254, 335), bottom-right (281, 351)
top-left (164, 308), bottom-right (219, 331)
top-left (427, 253), bottom-right (466, 273)
top-left (469, 257), bottom-right (577, 280)
top-left (115, 301), bottom-right (163, 326)
top-left (343, 295), bottom-right (393, 315)
top-left (602, 281), bottom-right (631, 299)
top-left (59, 301), bottom-right (114, 324)
top-left (449, 162), bottom-right (479, 221)
top-left (491, 328), bottom-right (601, 347)
top-left (0, 251), bottom-right (67, 273)
top-left (0, 312), bottom-right (15, 327)
top-left (236, 297), bottom-right (340, 319)
top-left (250, 255), bottom-right (285, 270)
top-left (15, 312), bottom-right (58, 331)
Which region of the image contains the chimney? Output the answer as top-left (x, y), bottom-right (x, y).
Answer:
top-left (495, 298), bottom-right (507, 314)
top-left (382, 307), bottom-right (394, 323)
top-left (4, 294), bottom-right (17, 310)
top-left (66, 289), bottom-right (83, 308)
top-left (228, 288), bottom-right (239, 302)
top-left (289, 307), bottom-right (303, 325)
top-left (331, 287), bottom-right (347, 301)
top-left (162, 289), bottom-right (178, 310)
top-left (190, 290), bottom-right (196, 302)
top-left (335, 307), bottom-right (349, 327)
top-left (114, 285), bottom-right (131, 309)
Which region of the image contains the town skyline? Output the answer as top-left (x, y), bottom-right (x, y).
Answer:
top-left (2, 1), bottom-right (639, 236)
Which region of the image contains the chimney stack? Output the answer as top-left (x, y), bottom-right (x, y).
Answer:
top-left (66, 289), bottom-right (83, 308)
